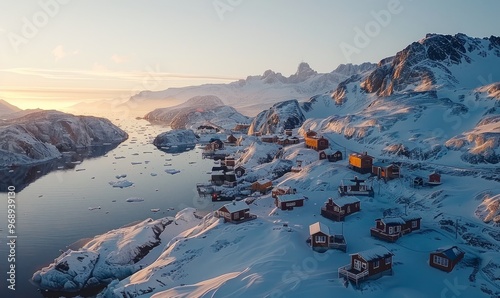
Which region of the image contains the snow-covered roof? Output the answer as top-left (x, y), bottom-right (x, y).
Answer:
top-left (401, 214), bottom-right (421, 222)
top-left (220, 200), bottom-right (249, 213)
top-left (256, 178), bottom-right (272, 185)
top-left (274, 185), bottom-right (291, 191)
top-left (380, 217), bottom-right (406, 225)
top-left (278, 194), bottom-right (305, 203)
top-left (372, 162), bottom-right (398, 168)
top-left (434, 246), bottom-right (464, 260)
top-left (309, 222), bottom-right (329, 236)
top-left (354, 246), bottom-right (393, 262)
top-left (332, 196), bottom-right (360, 207)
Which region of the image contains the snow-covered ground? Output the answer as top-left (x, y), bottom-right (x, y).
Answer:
top-left (95, 152), bottom-right (499, 297)
top-left (28, 33), bottom-right (500, 297)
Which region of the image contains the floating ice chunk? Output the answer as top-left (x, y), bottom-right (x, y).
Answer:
top-left (109, 180), bottom-right (134, 188)
top-left (150, 208), bottom-right (160, 212)
top-left (114, 156), bottom-right (126, 159)
top-left (165, 169), bottom-right (180, 174)
top-left (88, 206), bottom-right (101, 210)
top-left (115, 174), bottom-right (127, 179)
top-left (126, 197), bottom-right (144, 202)
top-left (150, 173), bottom-right (157, 176)
top-left (131, 162), bottom-right (142, 165)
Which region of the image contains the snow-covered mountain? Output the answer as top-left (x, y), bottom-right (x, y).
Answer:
top-left (302, 33), bottom-right (500, 165)
top-left (0, 110), bottom-right (128, 167)
top-left (0, 99), bottom-right (22, 116)
top-left (144, 95), bottom-right (251, 130)
top-left (127, 62), bottom-right (376, 116)
top-left (248, 99), bottom-right (306, 135)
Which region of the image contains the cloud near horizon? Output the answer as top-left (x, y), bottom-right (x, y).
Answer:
top-left (52, 45), bottom-right (79, 61)
top-left (0, 67), bottom-right (240, 82)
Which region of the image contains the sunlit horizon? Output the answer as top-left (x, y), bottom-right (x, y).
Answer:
top-left (2, 1), bottom-right (500, 111)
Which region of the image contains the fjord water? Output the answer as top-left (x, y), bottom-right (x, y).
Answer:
top-left (0, 119), bottom-right (215, 298)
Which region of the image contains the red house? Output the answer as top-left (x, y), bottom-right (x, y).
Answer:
top-left (224, 156), bottom-right (236, 168)
top-left (271, 185), bottom-right (295, 198)
top-left (370, 215), bottom-right (421, 242)
top-left (429, 172), bottom-right (442, 185)
top-left (338, 246), bottom-right (394, 286)
top-left (321, 197), bottom-right (361, 221)
top-left (251, 178), bottom-right (273, 194)
top-left (372, 162), bottom-right (400, 180)
top-left (429, 246), bottom-right (465, 272)
top-left (308, 222), bottom-right (347, 253)
top-left (215, 200), bottom-right (256, 224)
top-left (275, 194), bottom-right (305, 210)
top-left (309, 222), bottom-right (330, 253)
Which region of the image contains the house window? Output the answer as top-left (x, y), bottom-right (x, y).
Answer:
top-left (412, 220), bottom-right (418, 228)
top-left (316, 235), bottom-right (326, 243)
top-left (362, 263), bottom-right (366, 269)
top-left (389, 226), bottom-right (394, 234)
top-left (385, 257), bottom-right (391, 265)
top-left (433, 256), bottom-right (449, 267)
top-left (374, 260), bottom-right (380, 269)
top-left (396, 226), bottom-right (401, 233)
top-left (334, 206), bottom-right (340, 212)
top-left (347, 206), bottom-right (351, 213)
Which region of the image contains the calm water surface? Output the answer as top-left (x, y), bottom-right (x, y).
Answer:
top-left (0, 118), bottom-right (216, 297)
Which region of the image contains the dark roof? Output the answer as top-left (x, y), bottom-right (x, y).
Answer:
top-left (434, 246), bottom-right (464, 261)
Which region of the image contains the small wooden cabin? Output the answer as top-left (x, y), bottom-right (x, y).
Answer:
top-left (211, 171), bottom-right (226, 186)
top-left (338, 246), bottom-right (394, 286)
top-left (251, 178), bottom-right (273, 194)
top-left (349, 152), bottom-right (373, 174)
top-left (321, 197), bottom-right (361, 221)
top-left (224, 171), bottom-right (237, 187)
top-left (319, 149), bottom-right (343, 162)
top-left (429, 246), bottom-right (465, 273)
top-left (305, 136), bottom-right (329, 151)
top-left (215, 201), bottom-right (256, 224)
top-left (275, 194), bottom-right (305, 210)
top-left (309, 222), bottom-right (330, 252)
top-left (372, 162), bottom-right (400, 180)
top-left (205, 139), bottom-right (224, 151)
top-left (271, 185), bottom-right (295, 198)
top-left (233, 123), bottom-right (250, 133)
top-left (308, 222), bottom-right (347, 253)
top-left (370, 215), bottom-right (421, 242)
top-left (224, 156), bottom-right (236, 168)
top-left (261, 135), bottom-right (278, 143)
top-left (285, 129), bottom-right (293, 136)
top-left (429, 172), bottom-right (441, 185)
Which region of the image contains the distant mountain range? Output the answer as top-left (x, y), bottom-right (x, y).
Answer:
top-left (105, 62), bottom-right (374, 117)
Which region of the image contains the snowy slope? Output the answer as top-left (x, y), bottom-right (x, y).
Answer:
top-left (301, 34), bottom-right (500, 165)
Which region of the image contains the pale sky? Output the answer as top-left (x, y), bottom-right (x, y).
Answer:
top-left (1, 0), bottom-right (499, 110)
